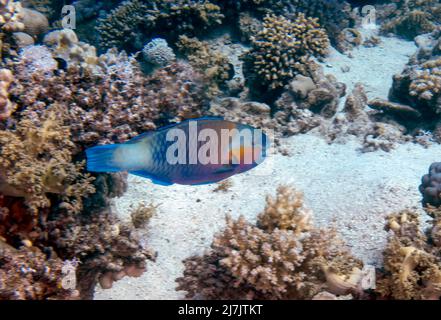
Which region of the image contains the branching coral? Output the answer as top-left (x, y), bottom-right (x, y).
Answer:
top-left (0, 68), bottom-right (15, 119)
top-left (244, 13), bottom-right (329, 91)
top-left (176, 186), bottom-right (364, 300)
top-left (0, 105), bottom-right (95, 213)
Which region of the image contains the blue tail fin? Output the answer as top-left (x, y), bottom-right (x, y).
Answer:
top-left (86, 144), bottom-right (122, 172)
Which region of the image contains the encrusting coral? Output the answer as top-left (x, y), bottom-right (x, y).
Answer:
top-left (244, 13), bottom-right (330, 92)
top-left (176, 186), bottom-right (364, 300)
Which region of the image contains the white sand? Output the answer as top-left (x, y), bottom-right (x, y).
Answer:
top-left (95, 35), bottom-right (438, 300)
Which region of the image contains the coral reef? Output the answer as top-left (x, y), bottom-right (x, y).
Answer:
top-left (243, 13), bottom-right (329, 93)
top-left (177, 35), bottom-right (233, 97)
top-left (323, 83), bottom-right (410, 152)
top-left (142, 38), bottom-right (176, 68)
top-left (420, 162), bottom-right (441, 207)
top-left (0, 104), bottom-right (95, 213)
top-left (96, 0), bottom-right (224, 52)
top-left (376, 209), bottom-right (441, 300)
top-left (9, 43), bottom-right (209, 145)
top-left (176, 186), bottom-right (364, 300)
top-left (0, 237), bottom-right (79, 299)
top-left (378, 0), bottom-right (441, 40)
top-left (130, 203), bottom-right (157, 229)
top-left (0, 0), bottom-right (24, 58)
top-left (0, 68), bottom-right (14, 119)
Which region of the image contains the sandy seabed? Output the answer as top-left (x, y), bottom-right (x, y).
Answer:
top-left (95, 33), bottom-right (441, 300)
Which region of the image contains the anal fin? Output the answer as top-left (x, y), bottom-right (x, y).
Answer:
top-left (129, 170), bottom-right (174, 186)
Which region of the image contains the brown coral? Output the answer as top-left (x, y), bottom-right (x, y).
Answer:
top-left (377, 210), bottom-right (441, 300)
top-left (177, 35), bottom-right (233, 97)
top-left (0, 238), bottom-right (79, 300)
top-left (244, 13), bottom-right (329, 91)
top-left (0, 104), bottom-right (95, 213)
top-left (176, 186), bottom-right (363, 300)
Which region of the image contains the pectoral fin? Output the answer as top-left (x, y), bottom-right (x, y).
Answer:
top-left (214, 164), bottom-right (239, 175)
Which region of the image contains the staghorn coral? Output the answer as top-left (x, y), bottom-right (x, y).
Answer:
top-left (96, 0), bottom-right (223, 52)
top-left (244, 13), bottom-right (329, 92)
top-left (177, 35), bottom-right (233, 97)
top-left (0, 104), bottom-right (95, 213)
top-left (377, 210), bottom-right (441, 300)
top-left (420, 162), bottom-right (441, 207)
top-left (0, 238), bottom-right (79, 300)
top-left (177, 186), bottom-right (364, 300)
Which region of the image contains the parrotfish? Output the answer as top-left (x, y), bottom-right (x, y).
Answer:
top-left (86, 117), bottom-right (269, 186)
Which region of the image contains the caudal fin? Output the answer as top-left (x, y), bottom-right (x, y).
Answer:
top-left (86, 144), bottom-right (122, 172)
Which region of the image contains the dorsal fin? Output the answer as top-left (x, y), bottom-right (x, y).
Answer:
top-left (125, 117), bottom-right (225, 144)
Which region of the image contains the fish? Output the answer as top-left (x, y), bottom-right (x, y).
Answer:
top-left (86, 117), bottom-right (269, 186)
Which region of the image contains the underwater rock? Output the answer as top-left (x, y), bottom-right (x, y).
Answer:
top-left (420, 162), bottom-right (441, 207)
top-left (11, 31), bottom-right (33, 47)
top-left (20, 7), bottom-right (48, 36)
top-left (142, 38), bottom-right (176, 68)
top-left (177, 186), bottom-right (364, 300)
top-left (368, 98), bottom-right (422, 120)
top-left (96, 0), bottom-right (224, 52)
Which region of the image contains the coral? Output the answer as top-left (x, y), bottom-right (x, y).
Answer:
top-left (378, 0), bottom-right (441, 40)
top-left (9, 42), bottom-right (209, 145)
top-left (130, 203), bottom-right (157, 229)
top-left (0, 0), bottom-right (24, 58)
top-left (368, 98), bottom-right (422, 120)
top-left (0, 68), bottom-right (15, 119)
top-left (377, 210), bottom-right (441, 300)
top-left (0, 104), bottom-right (95, 213)
top-left (390, 31), bottom-right (441, 132)
top-left (420, 162), bottom-right (441, 207)
top-left (0, 238), bottom-right (79, 299)
top-left (323, 83), bottom-right (410, 152)
top-left (176, 186), bottom-right (364, 300)
top-left (336, 28), bottom-right (363, 53)
top-left (20, 7), bottom-right (48, 36)
top-left (46, 208), bottom-right (156, 299)
top-left (142, 38), bottom-right (176, 67)
top-left (177, 35), bottom-right (233, 97)
top-left (96, 0), bottom-right (224, 52)
top-left (244, 13), bottom-right (329, 91)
